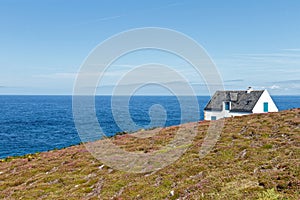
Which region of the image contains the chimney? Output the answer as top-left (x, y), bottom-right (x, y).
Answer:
top-left (247, 86), bottom-right (253, 93)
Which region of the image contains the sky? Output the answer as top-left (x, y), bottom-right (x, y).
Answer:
top-left (0, 0), bottom-right (299, 95)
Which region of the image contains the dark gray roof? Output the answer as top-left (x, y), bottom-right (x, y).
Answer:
top-left (204, 90), bottom-right (264, 112)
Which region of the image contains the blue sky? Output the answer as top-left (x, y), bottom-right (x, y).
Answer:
top-left (0, 0), bottom-right (299, 95)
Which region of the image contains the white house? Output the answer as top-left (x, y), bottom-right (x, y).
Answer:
top-left (204, 87), bottom-right (278, 120)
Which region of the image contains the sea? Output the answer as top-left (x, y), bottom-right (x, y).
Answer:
top-left (0, 95), bottom-right (299, 159)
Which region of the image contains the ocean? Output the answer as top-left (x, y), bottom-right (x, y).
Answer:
top-left (0, 95), bottom-right (299, 159)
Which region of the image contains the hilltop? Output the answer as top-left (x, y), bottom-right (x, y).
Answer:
top-left (0, 109), bottom-right (299, 199)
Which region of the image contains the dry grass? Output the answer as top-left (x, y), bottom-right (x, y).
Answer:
top-left (0, 109), bottom-right (299, 199)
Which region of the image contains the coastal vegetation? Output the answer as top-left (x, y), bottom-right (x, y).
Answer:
top-left (0, 109), bottom-right (299, 199)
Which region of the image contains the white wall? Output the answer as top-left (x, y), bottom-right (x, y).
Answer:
top-left (204, 110), bottom-right (250, 120)
top-left (252, 90), bottom-right (278, 113)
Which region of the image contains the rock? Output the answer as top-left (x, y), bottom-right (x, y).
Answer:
top-left (170, 190), bottom-right (174, 196)
top-left (98, 164), bottom-right (105, 170)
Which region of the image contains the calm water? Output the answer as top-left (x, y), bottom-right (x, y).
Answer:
top-left (0, 95), bottom-right (299, 158)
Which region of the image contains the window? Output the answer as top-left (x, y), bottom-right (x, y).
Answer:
top-left (211, 116), bottom-right (217, 120)
top-left (263, 102), bottom-right (268, 112)
top-left (224, 102), bottom-right (230, 110)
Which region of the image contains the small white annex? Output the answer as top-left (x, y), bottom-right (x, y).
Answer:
top-left (204, 87), bottom-right (278, 120)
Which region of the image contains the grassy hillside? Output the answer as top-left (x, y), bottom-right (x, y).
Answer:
top-left (0, 109), bottom-right (299, 199)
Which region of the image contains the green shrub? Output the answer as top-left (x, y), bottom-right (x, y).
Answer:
top-left (258, 188), bottom-right (281, 200)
